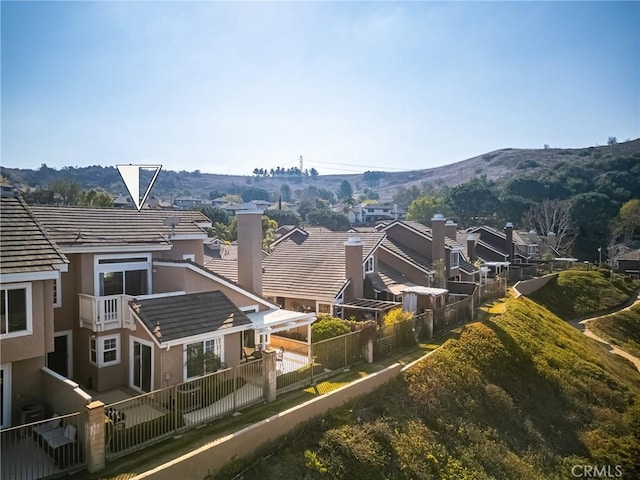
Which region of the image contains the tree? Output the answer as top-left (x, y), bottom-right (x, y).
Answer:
top-left (338, 180), bottom-right (353, 202)
top-left (196, 206), bottom-right (229, 225)
top-left (570, 192), bottom-right (618, 260)
top-left (306, 210), bottom-right (351, 231)
top-left (50, 179), bottom-right (81, 205)
top-left (241, 187), bottom-right (271, 202)
top-left (607, 136), bottom-right (618, 145)
top-left (406, 195), bottom-right (447, 224)
top-left (264, 209), bottom-right (301, 227)
top-left (612, 199), bottom-right (640, 241)
top-left (446, 176), bottom-right (499, 227)
top-left (210, 222), bottom-right (233, 241)
top-left (262, 216), bottom-right (278, 251)
top-left (392, 185), bottom-right (422, 210)
top-left (523, 199), bottom-right (576, 255)
top-left (280, 183), bottom-right (292, 203)
top-left (78, 188), bottom-right (113, 207)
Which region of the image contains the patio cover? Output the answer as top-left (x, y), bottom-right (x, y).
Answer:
top-left (247, 309), bottom-right (316, 337)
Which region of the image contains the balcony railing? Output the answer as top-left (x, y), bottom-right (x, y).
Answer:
top-left (78, 294), bottom-right (136, 332)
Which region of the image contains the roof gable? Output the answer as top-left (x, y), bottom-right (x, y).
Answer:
top-left (130, 291), bottom-right (252, 343)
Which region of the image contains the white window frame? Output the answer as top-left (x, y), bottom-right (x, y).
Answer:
top-left (364, 256), bottom-right (375, 274)
top-left (182, 254), bottom-right (195, 262)
top-left (94, 253), bottom-right (152, 298)
top-left (89, 333), bottom-right (121, 367)
top-left (53, 276), bottom-right (62, 308)
top-left (183, 336), bottom-right (225, 381)
top-left (0, 283), bottom-right (33, 339)
top-left (450, 251), bottom-right (460, 268)
top-left (240, 305), bottom-right (259, 313)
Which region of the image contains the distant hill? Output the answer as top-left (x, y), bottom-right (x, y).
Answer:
top-left (2, 139), bottom-right (639, 201)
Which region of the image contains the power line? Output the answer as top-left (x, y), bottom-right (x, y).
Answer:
top-left (306, 159), bottom-right (408, 171)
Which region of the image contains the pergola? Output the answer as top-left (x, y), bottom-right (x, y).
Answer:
top-left (335, 298), bottom-right (402, 323)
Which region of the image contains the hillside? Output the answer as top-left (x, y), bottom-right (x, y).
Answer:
top-left (591, 305), bottom-right (640, 359)
top-left (212, 296), bottom-right (640, 480)
top-left (527, 270), bottom-right (639, 319)
top-left (2, 139), bottom-right (639, 201)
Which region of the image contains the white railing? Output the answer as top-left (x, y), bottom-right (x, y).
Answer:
top-left (78, 294), bottom-right (135, 332)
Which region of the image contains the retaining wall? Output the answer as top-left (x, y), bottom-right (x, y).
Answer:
top-left (132, 362), bottom-right (405, 480)
top-left (513, 273), bottom-right (558, 297)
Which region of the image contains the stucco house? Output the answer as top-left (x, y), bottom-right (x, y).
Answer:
top-left (0, 192), bottom-right (69, 427)
top-left (22, 205), bottom-right (313, 395)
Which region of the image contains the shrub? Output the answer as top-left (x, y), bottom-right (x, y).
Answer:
top-left (382, 308), bottom-right (413, 327)
top-left (312, 316), bottom-right (351, 342)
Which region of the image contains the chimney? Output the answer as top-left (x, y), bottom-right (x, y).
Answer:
top-left (444, 220), bottom-right (457, 241)
top-left (547, 231), bottom-right (556, 248)
top-left (467, 233), bottom-right (480, 264)
top-left (344, 236), bottom-right (364, 300)
top-left (504, 222), bottom-right (514, 262)
top-left (431, 213), bottom-right (446, 269)
top-left (528, 229), bottom-right (538, 244)
top-left (237, 210), bottom-right (263, 295)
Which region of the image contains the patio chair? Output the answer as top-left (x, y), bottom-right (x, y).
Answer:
top-left (276, 347), bottom-right (285, 363)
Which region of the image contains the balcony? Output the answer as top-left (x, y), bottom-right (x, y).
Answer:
top-left (78, 294), bottom-right (136, 332)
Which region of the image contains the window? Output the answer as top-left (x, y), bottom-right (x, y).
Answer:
top-left (90, 334), bottom-right (121, 367)
top-left (95, 254), bottom-right (151, 297)
top-left (182, 254), bottom-right (195, 262)
top-left (317, 303), bottom-right (331, 314)
top-left (364, 256), bottom-right (374, 273)
top-left (450, 251), bottom-right (460, 268)
top-left (90, 337), bottom-right (97, 363)
top-left (185, 338), bottom-right (223, 379)
top-left (53, 277), bottom-right (61, 308)
top-left (0, 283), bottom-right (32, 338)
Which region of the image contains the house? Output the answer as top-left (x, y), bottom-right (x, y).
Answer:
top-left (26, 205), bottom-right (313, 394)
top-left (174, 197), bottom-right (203, 209)
top-left (375, 217), bottom-right (479, 286)
top-left (614, 248), bottom-right (640, 278)
top-left (350, 203), bottom-right (406, 224)
top-left (0, 192), bottom-right (69, 427)
top-left (146, 196), bottom-right (173, 209)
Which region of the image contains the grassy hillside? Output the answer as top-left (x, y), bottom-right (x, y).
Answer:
top-left (527, 270), bottom-right (639, 319)
top-left (212, 297), bottom-right (640, 480)
top-left (591, 305), bottom-right (640, 359)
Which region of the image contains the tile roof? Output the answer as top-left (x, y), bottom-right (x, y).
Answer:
top-left (389, 220), bottom-right (463, 249)
top-left (368, 261), bottom-right (417, 295)
top-left (29, 205), bottom-right (210, 249)
top-left (130, 291), bottom-right (252, 343)
top-left (0, 196), bottom-right (69, 275)
top-left (380, 238), bottom-right (433, 272)
top-left (263, 231), bottom-right (386, 301)
top-left (203, 258), bottom-right (238, 282)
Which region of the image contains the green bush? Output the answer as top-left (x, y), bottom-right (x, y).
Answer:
top-left (312, 317), bottom-right (351, 342)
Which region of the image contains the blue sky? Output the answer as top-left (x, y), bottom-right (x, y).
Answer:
top-left (2, 1), bottom-right (638, 175)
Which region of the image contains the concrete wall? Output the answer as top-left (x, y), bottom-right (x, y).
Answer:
top-left (131, 362), bottom-right (405, 480)
top-left (10, 356), bottom-right (45, 424)
top-left (224, 332), bottom-right (242, 367)
top-left (513, 273), bottom-right (558, 297)
top-left (41, 367), bottom-right (91, 415)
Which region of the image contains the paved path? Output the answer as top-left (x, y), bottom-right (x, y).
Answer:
top-left (570, 292), bottom-right (640, 373)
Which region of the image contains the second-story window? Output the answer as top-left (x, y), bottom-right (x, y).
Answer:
top-left (364, 257), bottom-right (375, 274)
top-left (95, 254), bottom-right (151, 297)
top-left (450, 251), bottom-right (460, 268)
top-left (0, 283), bottom-right (32, 338)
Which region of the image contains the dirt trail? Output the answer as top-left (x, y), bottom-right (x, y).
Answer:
top-left (570, 293), bottom-right (640, 373)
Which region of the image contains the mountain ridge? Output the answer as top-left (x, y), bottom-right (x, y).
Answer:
top-left (2, 139), bottom-right (639, 201)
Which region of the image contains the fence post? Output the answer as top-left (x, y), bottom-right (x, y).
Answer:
top-left (85, 400), bottom-right (106, 473)
top-left (262, 349), bottom-right (277, 402)
top-left (343, 335), bottom-right (347, 368)
top-left (425, 311), bottom-right (434, 339)
top-left (364, 337), bottom-right (374, 364)
top-left (233, 365), bottom-right (237, 412)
